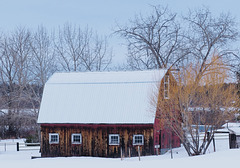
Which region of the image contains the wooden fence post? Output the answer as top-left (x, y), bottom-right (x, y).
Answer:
top-left (17, 142), bottom-right (19, 151)
top-left (121, 147), bottom-right (123, 160)
top-left (213, 137), bottom-right (216, 152)
top-left (138, 146), bottom-right (141, 161)
top-left (128, 147), bottom-right (131, 158)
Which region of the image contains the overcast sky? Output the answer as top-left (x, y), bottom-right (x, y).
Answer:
top-left (0, 0), bottom-right (239, 66)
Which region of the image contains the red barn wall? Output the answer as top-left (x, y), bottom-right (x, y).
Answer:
top-left (153, 118), bottom-right (181, 154)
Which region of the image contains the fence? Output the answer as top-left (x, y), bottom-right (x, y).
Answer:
top-left (0, 141), bottom-right (40, 152)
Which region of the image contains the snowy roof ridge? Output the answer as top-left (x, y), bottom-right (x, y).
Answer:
top-left (47, 69), bottom-right (166, 84)
top-left (47, 81), bottom-right (160, 85)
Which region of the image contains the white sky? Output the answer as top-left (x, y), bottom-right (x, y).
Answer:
top-left (0, 0), bottom-right (239, 66)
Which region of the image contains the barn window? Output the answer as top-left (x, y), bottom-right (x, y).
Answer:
top-left (71, 133), bottom-right (82, 144)
top-left (133, 135), bottom-right (144, 145)
top-left (109, 134), bottom-right (120, 145)
top-left (164, 74), bottom-right (169, 99)
top-left (49, 133), bottom-right (59, 144)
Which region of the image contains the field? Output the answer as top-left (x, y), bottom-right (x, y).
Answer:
top-left (0, 136), bottom-right (239, 168)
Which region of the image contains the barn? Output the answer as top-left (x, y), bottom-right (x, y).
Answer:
top-left (37, 70), bottom-right (181, 157)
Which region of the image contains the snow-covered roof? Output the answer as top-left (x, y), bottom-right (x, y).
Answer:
top-left (222, 122), bottom-right (240, 128)
top-left (229, 127), bottom-right (240, 135)
top-left (222, 122), bottom-right (240, 135)
top-left (37, 70), bottom-right (167, 124)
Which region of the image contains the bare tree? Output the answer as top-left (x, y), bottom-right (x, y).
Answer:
top-left (55, 23), bottom-right (112, 72)
top-left (183, 7), bottom-right (239, 78)
top-left (116, 5), bottom-right (188, 70)
top-left (0, 27), bottom-right (33, 137)
top-left (30, 26), bottom-right (57, 86)
top-left (28, 26), bottom-right (57, 112)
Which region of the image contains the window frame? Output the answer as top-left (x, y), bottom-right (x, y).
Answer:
top-left (71, 133), bottom-right (82, 144)
top-left (133, 134), bottom-right (144, 145)
top-left (49, 133), bottom-right (59, 144)
top-left (164, 74), bottom-right (170, 99)
top-left (109, 134), bottom-right (120, 145)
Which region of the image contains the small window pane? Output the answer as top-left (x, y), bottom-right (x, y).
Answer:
top-left (109, 134), bottom-right (119, 145)
top-left (133, 135), bottom-right (144, 145)
top-left (164, 90), bottom-right (169, 98)
top-left (49, 133), bottom-right (59, 144)
top-left (72, 134), bottom-right (82, 144)
top-left (164, 75), bottom-right (169, 99)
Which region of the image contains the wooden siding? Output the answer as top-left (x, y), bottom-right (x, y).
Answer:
top-left (40, 124), bottom-right (154, 157)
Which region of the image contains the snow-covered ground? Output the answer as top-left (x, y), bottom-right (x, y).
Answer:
top-left (0, 136), bottom-right (239, 168)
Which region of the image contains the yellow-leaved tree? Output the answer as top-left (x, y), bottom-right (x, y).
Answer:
top-left (154, 54), bottom-right (240, 156)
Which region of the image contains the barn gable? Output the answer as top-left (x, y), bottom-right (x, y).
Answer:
top-left (37, 70), bottom-right (167, 124)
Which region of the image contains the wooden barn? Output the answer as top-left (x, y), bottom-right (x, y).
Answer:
top-left (37, 70), bottom-right (181, 157)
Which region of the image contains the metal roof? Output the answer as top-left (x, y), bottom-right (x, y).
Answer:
top-left (37, 70), bottom-right (167, 124)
